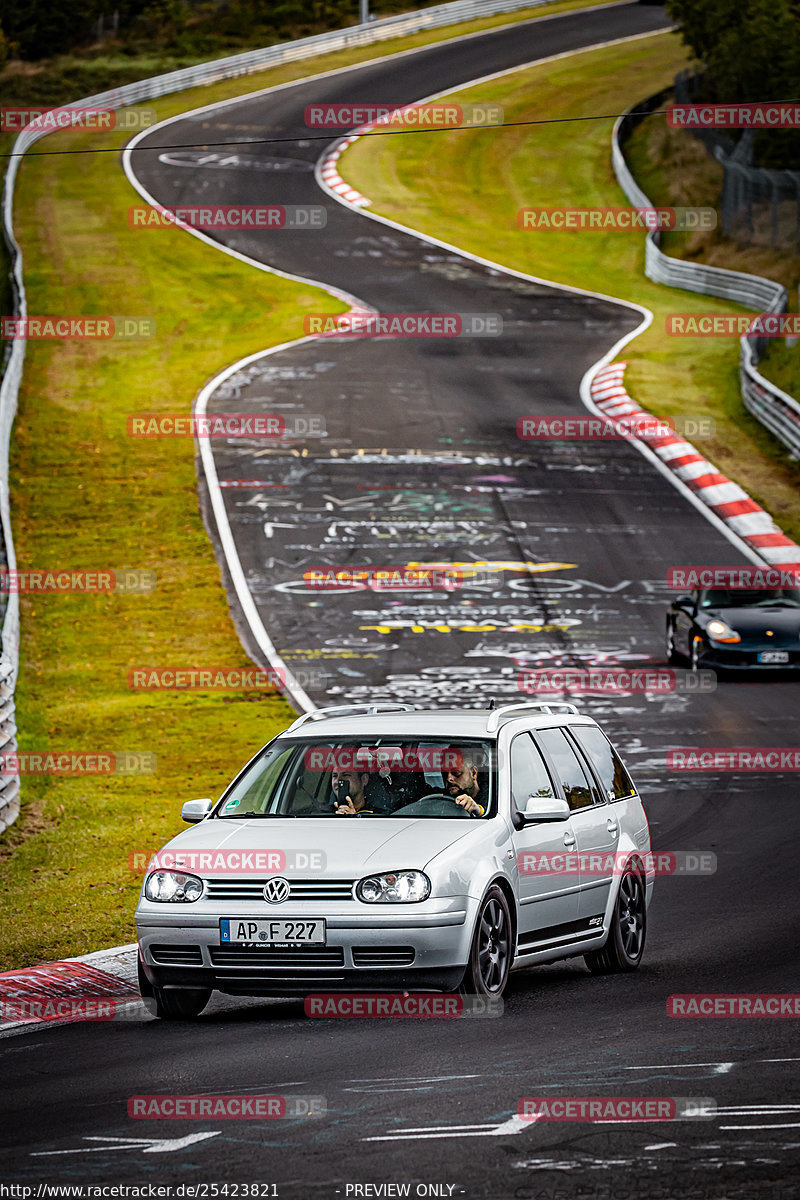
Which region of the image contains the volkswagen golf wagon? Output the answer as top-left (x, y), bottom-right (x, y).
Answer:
top-left (135, 701), bottom-right (653, 1018)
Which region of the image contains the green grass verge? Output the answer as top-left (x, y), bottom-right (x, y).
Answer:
top-left (0, 0), bottom-right (616, 970)
top-left (1, 122), bottom-right (338, 969)
top-left (339, 29), bottom-right (800, 543)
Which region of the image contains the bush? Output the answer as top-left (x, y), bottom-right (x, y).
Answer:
top-left (665, 0), bottom-right (800, 168)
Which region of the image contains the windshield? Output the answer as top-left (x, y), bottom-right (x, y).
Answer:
top-left (215, 738), bottom-right (496, 819)
top-left (699, 588), bottom-right (800, 609)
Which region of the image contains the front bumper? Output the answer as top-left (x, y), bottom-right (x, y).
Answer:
top-left (138, 958), bottom-right (465, 995)
top-left (136, 897), bottom-right (474, 996)
top-left (697, 643), bottom-right (800, 670)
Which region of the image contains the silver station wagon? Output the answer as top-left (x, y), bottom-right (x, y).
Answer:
top-left (136, 702), bottom-right (653, 1018)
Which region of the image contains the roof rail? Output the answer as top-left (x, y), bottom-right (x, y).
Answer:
top-left (285, 703), bottom-right (417, 733)
top-left (486, 701), bottom-right (578, 734)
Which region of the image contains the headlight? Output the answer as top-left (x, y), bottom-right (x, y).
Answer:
top-left (356, 870), bottom-right (431, 903)
top-left (144, 870), bottom-right (204, 902)
top-left (706, 618), bottom-right (740, 643)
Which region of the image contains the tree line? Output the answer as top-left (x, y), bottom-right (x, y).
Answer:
top-left (0, 0), bottom-right (428, 63)
top-left (666, 0), bottom-right (800, 167)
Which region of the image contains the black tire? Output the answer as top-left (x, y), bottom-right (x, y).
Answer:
top-left (460, 885), bottom-right (512, 997)
top-left (138, 956), bottom-right (211, 1020)
top-left (665, 620), bottom-right (682, 666)
top-left (584, 869), bottom-right (646, 975)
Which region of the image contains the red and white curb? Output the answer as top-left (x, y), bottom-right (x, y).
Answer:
top-left (0, 943), bottom-right (139, 1035)
top-left (591, 362), bottom-right (800, 569)
top-left (319, 101), bottom-right (446, 209)
top-left (319, 135), bottom-right (371, 207)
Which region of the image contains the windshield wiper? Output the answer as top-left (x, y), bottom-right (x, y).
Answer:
top-left (216, 810), bottom-right (289, 818)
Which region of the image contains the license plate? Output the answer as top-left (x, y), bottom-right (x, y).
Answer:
top-left (758, 650), bottom-right (789, 664)
top-left (220, 918), bottom-right (326, 945)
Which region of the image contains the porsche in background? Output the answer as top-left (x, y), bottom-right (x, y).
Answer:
top-left (667, 587), bottom-right (800, 671)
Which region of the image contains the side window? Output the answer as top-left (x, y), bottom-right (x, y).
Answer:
top-left (510, 733), bottom-right (556, 811)
top-left (571, 726), bottom-right (637, 802)
top-left (536, 727), bottom-right (596, 811)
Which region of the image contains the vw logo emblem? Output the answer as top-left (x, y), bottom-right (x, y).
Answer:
top-left (263, 877), bottom-right (290, 904)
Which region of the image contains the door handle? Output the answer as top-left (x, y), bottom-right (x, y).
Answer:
top-left (563, 831), bottom-right (576, 848)
top-left (607, 819), bottom-right (619, 835)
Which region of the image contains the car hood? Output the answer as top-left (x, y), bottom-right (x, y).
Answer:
top-left (155, 817), bottom-right (480, 875)
top-left (704, 606), bottom-right (800, 636)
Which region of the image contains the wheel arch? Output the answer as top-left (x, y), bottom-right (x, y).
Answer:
top-left (484, 872), bottom-right (518, 950)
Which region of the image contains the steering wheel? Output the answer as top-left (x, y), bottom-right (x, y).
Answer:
top-left (395, 793), bottom-right (473, 818)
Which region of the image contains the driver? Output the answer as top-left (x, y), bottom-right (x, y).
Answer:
top-left (442, 747), bottom-right (487, 817)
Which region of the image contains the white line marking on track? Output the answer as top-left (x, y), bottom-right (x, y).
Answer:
top-left (363, 1113), bottom-right (536, 1141)
top-left (721, 1123), bottom-right (800, 1131)
top-left (617, 1061), bottom-right (735, 1072)
top-left (33, 1133), bottom-right (220, 1155)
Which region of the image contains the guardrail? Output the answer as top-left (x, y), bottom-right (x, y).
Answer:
top-left (612, 92), bottom-right (800, 460)
top-left (0, 0), bottom-right (550, 832)
top-left (0, 161), bottom-right (23, 832)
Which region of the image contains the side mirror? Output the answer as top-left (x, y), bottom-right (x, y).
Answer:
top-left (673, 594), bottom-right (693, 607)
top-left (519, 794), bottom-right (571, 823)
top-left (181, 798), bottom-right (213, 823)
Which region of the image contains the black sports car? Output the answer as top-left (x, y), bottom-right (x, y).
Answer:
top-left (666, 587), bottom-right (800, 670)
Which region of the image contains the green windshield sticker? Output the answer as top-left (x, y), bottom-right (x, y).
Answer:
top-left (224, 799), bottom-right (240, 810)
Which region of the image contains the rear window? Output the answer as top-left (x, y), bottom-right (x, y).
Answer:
top-left (571, 726), bottom-right (636, 801)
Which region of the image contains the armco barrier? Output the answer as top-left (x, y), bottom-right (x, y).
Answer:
top-left (612, 92), bottom-right (800, 460)
top-left (0, 0), bottom-right (549, 832)
top-left (0, 168), bottom-right (22, 832)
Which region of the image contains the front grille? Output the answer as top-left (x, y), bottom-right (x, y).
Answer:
top-left (209, 945), bottom-right (345, 968)
top-left (150, 944), bottom-right (203, 966)
top-left (352, 947), bottom-right (415, 967)
top-left (205, 878), bottom-right (355, 903)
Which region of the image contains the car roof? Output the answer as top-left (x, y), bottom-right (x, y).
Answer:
top-left (278, 704), bottom-right (599, 742)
